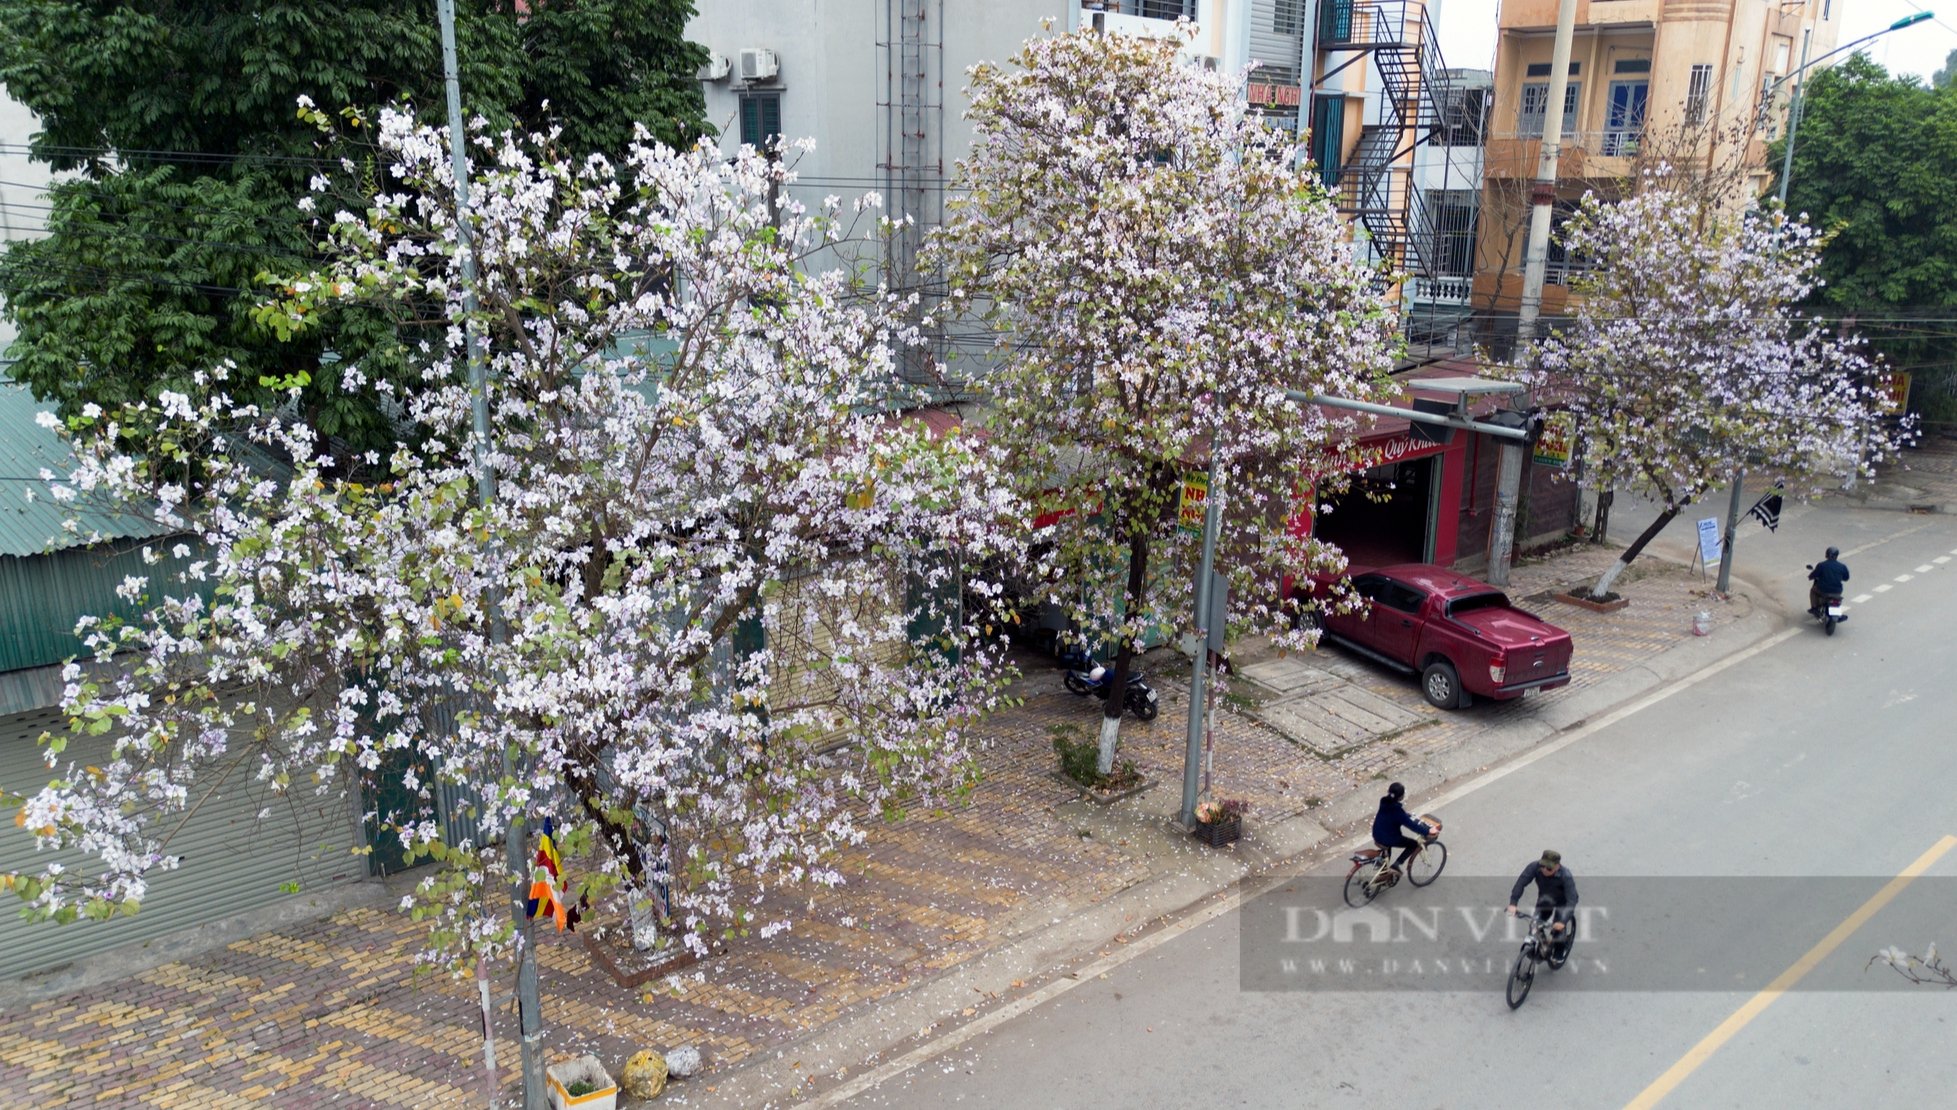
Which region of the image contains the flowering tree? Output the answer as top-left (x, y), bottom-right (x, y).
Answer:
top-left (5, 116), bottom-right (1025, 968)
top-left (1517, 180), bottom-right (1907, 600)
top-left (928, 27), bottom-right (1401, 773)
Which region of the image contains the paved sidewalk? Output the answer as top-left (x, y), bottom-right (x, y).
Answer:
top-left (0, 542), bottom-right (1769, 1109)
top-left (1850, 428), bottom-right (1957, 512)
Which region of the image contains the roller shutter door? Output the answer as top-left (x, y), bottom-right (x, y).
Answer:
top-left (0, 706), bottom-right (365, 980)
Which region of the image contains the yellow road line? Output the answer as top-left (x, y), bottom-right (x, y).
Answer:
top-left (1624, 834), bottom-right (1957, 1110)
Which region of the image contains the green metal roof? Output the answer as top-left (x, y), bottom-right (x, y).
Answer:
top-left (0, 376), bottom-right (172, 558)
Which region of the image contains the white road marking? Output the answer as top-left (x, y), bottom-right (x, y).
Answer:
top-left (1852, 594), bottom-right (1873, 604)
top-left (1916, 564), bottom-right (1935, 574)
top-left (805, 625), bottom-right (1806, 1108)
top-left (1895, 574), bottom-right (1914, 583)
top-left (1875, 584), bottom-right (1894, 593)
top-left (1935, 556), bottom-right (1952, 565)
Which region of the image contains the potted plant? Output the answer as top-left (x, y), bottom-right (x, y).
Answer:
top-left (546, 1055), bottom-right (620, 1110)
top-left (1192, 798), bottom-right (1247, 847)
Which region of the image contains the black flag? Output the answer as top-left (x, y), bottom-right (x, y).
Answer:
top-left (1747, 486), bottom-right (1783, 532)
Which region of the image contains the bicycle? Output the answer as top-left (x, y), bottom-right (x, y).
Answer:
top-left (1342, 814), bottom-right (1446, 908)
top-left (1504, 902), bottom-right (1574, 1010)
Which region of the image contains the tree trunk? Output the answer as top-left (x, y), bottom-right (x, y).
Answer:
top-left (1591, 489), bottom-right (1613, 544)
top-left (1097, 526), bottom-right (1151, 776)
top-left (1588, 504), bottom-right (1678, 599)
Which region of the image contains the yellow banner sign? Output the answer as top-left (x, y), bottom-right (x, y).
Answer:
top-left (1533, 411), bottom-right (1576, 469)
top-left (1879, 371), bottom-right (1913, 416)
top-left (1178, 473), bottom-right (1210, 536)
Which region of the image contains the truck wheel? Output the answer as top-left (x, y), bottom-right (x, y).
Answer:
top-left (1421, 661), bottom-right (1464, 710)
top-left (1291, 601), bottom-right (1321, 635)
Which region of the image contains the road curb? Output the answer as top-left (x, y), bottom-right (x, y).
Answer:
top-left (682, 580), bottom-right (1789, 1109)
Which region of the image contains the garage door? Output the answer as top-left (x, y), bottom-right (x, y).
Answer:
top-left (0, 706), bottom-right (366, 981)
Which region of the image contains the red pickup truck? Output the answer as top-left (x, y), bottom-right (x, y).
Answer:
top-left (1301, 564), bottom-right (1574, 710)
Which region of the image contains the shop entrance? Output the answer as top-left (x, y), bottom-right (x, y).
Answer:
top-left (1314, 456), bottom-right (1437, 567)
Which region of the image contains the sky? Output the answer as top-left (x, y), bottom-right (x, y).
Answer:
top-left (1432, 0), bottom-right (1957, 84)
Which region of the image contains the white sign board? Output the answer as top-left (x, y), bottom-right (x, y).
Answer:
top-left (1697, 517), bottom-right (1722, 567)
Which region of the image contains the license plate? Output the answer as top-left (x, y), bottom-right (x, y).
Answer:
top-left (1827, 606), bottom-right (1845, 618)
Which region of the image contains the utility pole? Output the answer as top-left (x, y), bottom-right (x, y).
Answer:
top-left (1489, 0), bottom-right (1577, 587)
top-left (436, 1), bottom-right (546, 1106)
top-left (1715, 28), bottom-right (1810, 596)
top-left (1179, 458), bottom-right (1221, 829)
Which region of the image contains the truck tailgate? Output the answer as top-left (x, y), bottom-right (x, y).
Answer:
top-left (1452, 609), bottom-right (1574, 675)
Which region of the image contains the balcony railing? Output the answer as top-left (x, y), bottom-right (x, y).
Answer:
top-left (1410, 276), bottom-right (1473, 303)
top-left (1084, 0), bottom-right (1196, 19)
top-left (1482, 130), bottom-right (1645, 177)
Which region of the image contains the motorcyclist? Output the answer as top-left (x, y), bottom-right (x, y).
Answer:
top-left (1808, 546), bottom-right (1851, 616)
top-left (1507, 850), bottom-right (1578, 957)
top-left (1371, 782), bottom-right (1435, 876)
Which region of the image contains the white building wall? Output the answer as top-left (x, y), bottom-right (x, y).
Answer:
top-left (0, 88), bottom-right (55, 354)
top-left (686, 2), bottom-right (1238, 218)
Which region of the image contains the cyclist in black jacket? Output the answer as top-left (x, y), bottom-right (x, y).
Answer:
top-left (1508, 850), bottom-right (1578, 955)
top-left (1371, 782), bottom-right (1434, 875)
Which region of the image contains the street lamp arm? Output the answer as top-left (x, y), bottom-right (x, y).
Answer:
top-left (1763, 13), bottom-right (1934, 97)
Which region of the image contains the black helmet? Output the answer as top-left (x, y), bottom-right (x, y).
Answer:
top-left (1386, 782), bottom-right (1406, 801)
top-left (1826, 546), bottom-right (1840, 560)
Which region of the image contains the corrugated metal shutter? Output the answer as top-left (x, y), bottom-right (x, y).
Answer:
top-left (1249, 0), bottom-right (1304, 76)
top-left (0, 707), bottom-right (365, 980)
top-left (0, 540), bottom-right (212, 674)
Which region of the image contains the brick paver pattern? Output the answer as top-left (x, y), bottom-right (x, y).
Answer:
top-left (0, 546), bottom-right (1747, 1107)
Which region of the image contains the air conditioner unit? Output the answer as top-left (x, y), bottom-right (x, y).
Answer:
top-left (698, 52), bottom-right (731, 82)
top-left (739, 48), bottom-right (779, 83)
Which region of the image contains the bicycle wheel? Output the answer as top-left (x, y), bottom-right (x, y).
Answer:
top-left (1407, 840), bottom-right (1447, 886)
top-left (1547, 930), bottom-right (1573, 970)
top-left (1506, 947), bottom-right (1536, 1010)
top-left (1343, 863), bottom-right (1382, 908)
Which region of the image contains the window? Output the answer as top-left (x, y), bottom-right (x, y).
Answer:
top-left (1370, 580), bottom-right (1426, 615)
top-left (738, 92), bottom-right (782, 147)
top-left (1773, 38), bottom-right (1792, 74)
top-left (1527, 201), bottom-right (1588, 285)
top-left (1519, 82), bottom-right (1580, 137)
top-left (1426, 190), bottom-right (1478, 277)
top-left (1114, 0), bottom-right (1195, 18)
top-left (1685, 64), bottom-right (1713, 126)
top-left (1824, 0), bottom-right (1832, 19)
top-left (1275, 0), bottom-right (1303, 35)
top-left (1525, 62), bottom-right (1579, 78)
top-left (1439, 86), bottom-right (1489, 145)
top-left (1613, 58), bottom-right (1651, 75)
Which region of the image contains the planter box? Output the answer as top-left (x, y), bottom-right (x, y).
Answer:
top-left (1193, 816), bottom-right (1242, 847)
top-left (1550, 590), bottom-right (1629, 613)
top-left (581, 930), bottom-right (705, 989)
top-left (547, 1056), bottom-right (619, 1110)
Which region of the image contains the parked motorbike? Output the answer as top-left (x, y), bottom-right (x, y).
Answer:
top-left (1057, 646), bottom-right (1161, 720)
top-left (1805, 564), bottom-right (1847, 636)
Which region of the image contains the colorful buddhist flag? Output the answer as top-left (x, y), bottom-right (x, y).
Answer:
top-left (524, 817), bottom-right (577, 931)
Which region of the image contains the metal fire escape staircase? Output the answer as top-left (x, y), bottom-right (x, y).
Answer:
top-left (1316, 1), bottom-right (1457, 285)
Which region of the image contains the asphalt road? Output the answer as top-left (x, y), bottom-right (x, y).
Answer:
top-left (838, 501), bottom-right (1957, 1109)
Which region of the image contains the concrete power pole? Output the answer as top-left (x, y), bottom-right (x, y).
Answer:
top-left (436, 1), bottom-right (547, 1106)
top-left (1487, 0), bottom-right (1577, 587)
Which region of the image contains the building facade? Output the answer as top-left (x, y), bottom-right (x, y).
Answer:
top-left (687, 2), bottom-right (1496, 563)
top-left (1472, 0), bottom-right (1841, 338)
